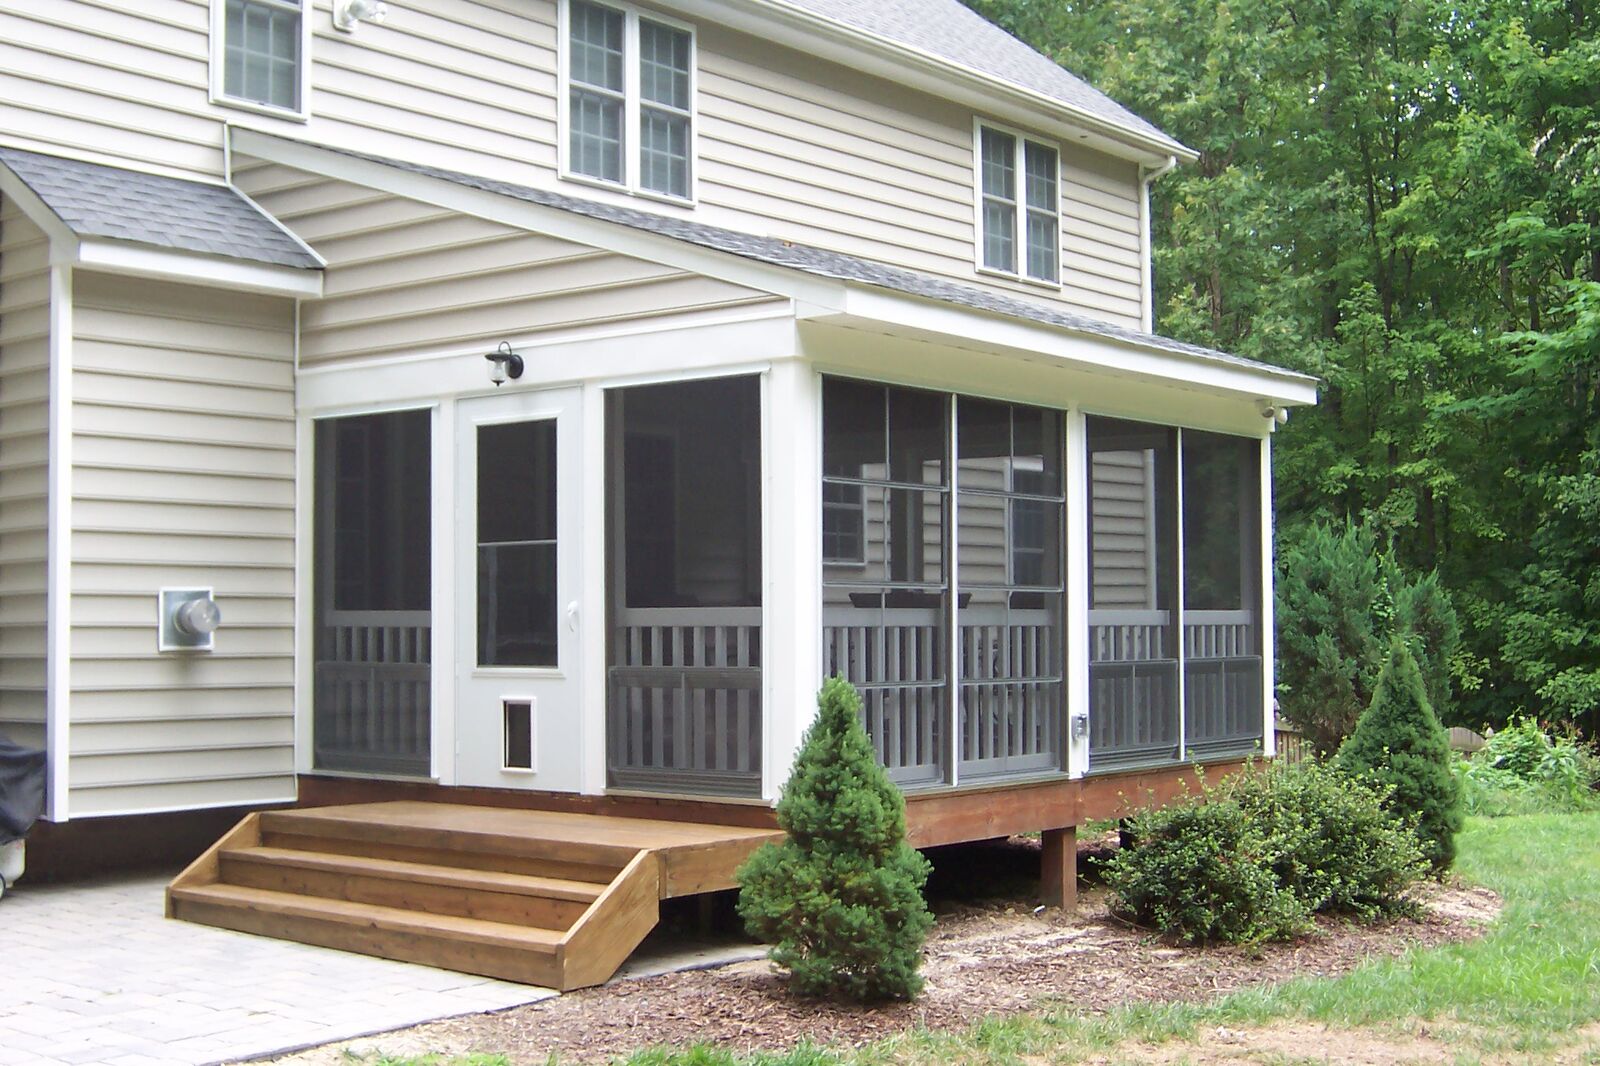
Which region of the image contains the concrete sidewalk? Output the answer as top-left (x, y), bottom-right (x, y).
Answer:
top-left (0, 873), bottom-right (557, 1066)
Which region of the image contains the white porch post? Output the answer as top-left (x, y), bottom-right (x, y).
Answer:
top-left (1064, 407), bottom-right (1090, 778)
top-left (579, 382), bottom-right (609, 793)
top-left (1259, 432), bottom-right (1277, 756)
top-left (762, 359), bottom-right (821, 802)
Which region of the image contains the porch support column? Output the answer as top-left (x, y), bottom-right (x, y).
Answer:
top-left (1040, 825), bottom-right (1078, 909)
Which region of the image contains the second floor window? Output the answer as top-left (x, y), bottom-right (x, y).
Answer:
top-left (978, 125), bottom-right (1059, 284)
top-left (219, 0), bottom-right (304, 115)
top-left (566, 0), bottom-right (694, 201)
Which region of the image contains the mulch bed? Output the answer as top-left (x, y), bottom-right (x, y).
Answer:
top-left (343, 837), bottom-right (1502, 1065)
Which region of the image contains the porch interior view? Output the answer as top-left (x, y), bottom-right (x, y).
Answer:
top-left (172, 371), bottom-right (1269, 989)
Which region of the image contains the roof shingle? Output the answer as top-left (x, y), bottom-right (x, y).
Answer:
top-left (0, 147), bottom-right (321, 271)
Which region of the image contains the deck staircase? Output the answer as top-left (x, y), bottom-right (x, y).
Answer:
top-left (167, 802), bottom-right (781, 990)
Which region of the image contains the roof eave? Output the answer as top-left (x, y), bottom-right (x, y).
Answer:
top-left (659, 0), bottom-right (1197, 166)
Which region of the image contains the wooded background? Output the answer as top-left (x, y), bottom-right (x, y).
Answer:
top-left (965, 0), bottom-right (1599, 734)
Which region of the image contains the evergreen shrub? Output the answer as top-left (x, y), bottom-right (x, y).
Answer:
top-left (1337, 639), bottom-right (1464, 871)
top-left (735, 677), bottom-right (933, 1002)
top-left (1106, 762), bottom-right (1425, 944)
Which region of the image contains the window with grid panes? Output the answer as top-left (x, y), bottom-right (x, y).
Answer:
top-left (566, 0), bottom-right (693, 200)
top-left (221, 0), bottom-right (303, 113)
top-left (978, 125), bottom-right (1060, 283)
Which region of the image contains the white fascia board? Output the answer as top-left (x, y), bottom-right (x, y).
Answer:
top-left (73, 240), bottom-right (323, 297)
top-left (660, 0), bottom-right (1196, 167)
top-left (828, 285), bottom-right (1321, 407)
top-left (0, 167), bottom-right (78, 261)
top-left (231, 129), bottom-right (848, 310)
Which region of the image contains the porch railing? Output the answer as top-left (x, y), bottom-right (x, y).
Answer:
top-left (957, 607), bottom-right (1062, 778)
top-left (313, 610), bottom-right (431, 776)
top-left (607, 607), bottom-right (762, 797)
top-left (823, 605), bottom-right (946, 786)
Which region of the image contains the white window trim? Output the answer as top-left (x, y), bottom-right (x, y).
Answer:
top-left (209, 0), bottom-right (313, 122)
top-left (558, 0), bottom-right (699, 206)
top-left (972, 118), bottom-right (1062, 290)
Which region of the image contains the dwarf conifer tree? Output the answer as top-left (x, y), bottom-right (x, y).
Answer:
top-left (1337, 639), bottom-right (1464, 871)
top-left (735, 676), bottom-right (933, 1001)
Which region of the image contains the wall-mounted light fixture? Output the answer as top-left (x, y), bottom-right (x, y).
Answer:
top-left (485, 341), bottom-right (525, 387)
top-left (334, 0), bottom-right (388, 32)
top-left (1257, 401), bottom-right (1290, 425)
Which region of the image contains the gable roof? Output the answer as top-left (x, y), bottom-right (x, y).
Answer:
top-left (238, 132), bottom-right (1312, 391)
top-left (777, 0), bottom-right (1180, 151)
top-left (0, 146), bottom-right (321, 270)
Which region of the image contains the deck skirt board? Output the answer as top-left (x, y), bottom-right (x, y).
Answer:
top-left (168, 801), bottom-right (781, 990)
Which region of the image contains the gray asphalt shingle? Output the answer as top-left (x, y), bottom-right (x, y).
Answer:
top-left (785, 0), bottom-right (1184, 152)
top-left (289, 137), bottom-right (1309, 384)
top-left (0, 146), bottom-right (321, 270)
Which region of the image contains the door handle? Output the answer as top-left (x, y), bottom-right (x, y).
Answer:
top-left (566, 600), bottom-right (580, 632)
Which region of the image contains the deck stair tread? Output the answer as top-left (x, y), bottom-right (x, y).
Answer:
top-left (169, 803), bottom-right (782, 990)
top-left (224, 846), bottom-right (606, 902)
top-left (170, 882), bottom-right (565, 950)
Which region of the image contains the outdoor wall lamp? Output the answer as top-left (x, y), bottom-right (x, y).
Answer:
top-left (485, 341), bottom-right (525, 387)
top-left (334, 0), bottom-right (388, 32)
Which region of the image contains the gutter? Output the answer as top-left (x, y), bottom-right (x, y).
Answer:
top-left (1138, 155), bottom-right (1180, 333)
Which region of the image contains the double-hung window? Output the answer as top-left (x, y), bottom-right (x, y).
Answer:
top-left (977, 124), bottom-right (1060, 284)
top-left (215, 0), bottom-right (306, 116)
top-left (565, 0), bottom-right (695, 201)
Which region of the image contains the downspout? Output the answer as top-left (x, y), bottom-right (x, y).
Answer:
top-left (1138, 155), bottom-right (1179, 334)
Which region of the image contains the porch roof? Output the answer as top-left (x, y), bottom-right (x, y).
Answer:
top-left (0, 145), bottom-right (322, 271)
top-left (234, 131), bottom-right (1318, 403)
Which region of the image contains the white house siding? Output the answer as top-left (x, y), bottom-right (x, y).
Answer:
top-left (232, 163), bottom-right (782, 367)
top-left (67, 272), bottom-right (297, 816)
top-left (0, 0), bottom-right (1145, 328)
top-left (0, 198), bottom-right (50, 751)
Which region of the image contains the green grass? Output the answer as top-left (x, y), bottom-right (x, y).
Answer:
top-left (367, 814), bottom-right (1600, 1066)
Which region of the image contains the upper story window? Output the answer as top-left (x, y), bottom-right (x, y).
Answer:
top-left (213, 0), bottom-right (307, 118)
top-left (977, 124), bottom-right (1060, 284)
top-left (564, 0), bottom-right (695, 202)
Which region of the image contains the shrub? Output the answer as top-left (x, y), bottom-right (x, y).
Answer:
top-left (1456, 718), bottom-right (1600, 815)
top-left (1106, 763), bottom-right (1426, 945)
top-left (1337, 639), bottom-right (1464, 871)
top-left (1104, 796), bottom-right (1310, 946)
top-left (735, 677), bottom-right (933, 1002)
top-left (1229, 761), bottom-right (1425, 918)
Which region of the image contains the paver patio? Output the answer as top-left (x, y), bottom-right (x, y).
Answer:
top-left (0, 871), bottom-right (558, 1066)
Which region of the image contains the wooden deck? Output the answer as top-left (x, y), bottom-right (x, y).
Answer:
top-left (167, 802), bottom-right (783, 990)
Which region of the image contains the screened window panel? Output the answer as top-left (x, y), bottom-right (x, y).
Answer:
top-left (223, 0), bottom-right (301, 111)
top-left (313, 409), bottom-right (432, 776)
top-left (477, 420), bottom-right (558, 667)
top-left (822, 377), bottom-right (889, 479)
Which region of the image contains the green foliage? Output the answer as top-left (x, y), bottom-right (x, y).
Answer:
top-left (1276, 520), bottom-right (1463, 754)
top-left (961, 0), bottom-right (1600, 739)
top-left (735, 677), bottom-right (933, 1002)
top-left (1456, 718), bottom-right (1600, 815)
top-left (1337, 640), bottom-right (1464, 871)
top-left (1106, 763), bottom-right (1423, 945)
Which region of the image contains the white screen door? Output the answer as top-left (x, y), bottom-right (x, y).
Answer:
top-left (455, 388), bottom-right (584, 790)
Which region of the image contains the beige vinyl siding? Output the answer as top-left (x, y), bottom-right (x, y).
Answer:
top-left (1091, 449), bottom-right (1157, 609)
top-left (68, 272), bottom-right (296, 816)
top-left (0, 0), bottom-right (1146, 328)
top-left (233, 164), bottom-right (781, 366)
top-left (0, 198), bottom-right (50, 751)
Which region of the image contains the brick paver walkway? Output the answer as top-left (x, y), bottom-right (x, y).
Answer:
top-left (0, 873), bottom-right (557, 1066)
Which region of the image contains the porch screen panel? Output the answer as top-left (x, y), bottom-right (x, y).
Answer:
top-left (1086, 416), bottom-right (1180, 770)
top-left (956, 399), bottom-right (1064, 777)
top-left (1181, 431), bottom-right (1264, 757)
top-left (313, 410), bottom-right (432, 776)
top-left (821, 379), bottom-right (949, 787)
top-left (606, 376), bottom-right (762, 796)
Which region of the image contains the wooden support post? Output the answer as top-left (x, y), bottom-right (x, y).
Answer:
top-left (1040, 826), bottom-right (1078, 909)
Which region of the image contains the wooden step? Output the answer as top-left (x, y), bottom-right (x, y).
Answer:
top-left (219, 846), bottom-right (601, 929)
top-left (170, 882), bottom-right (564, 987)
top-left (259, 829), bottom-right (622, 886)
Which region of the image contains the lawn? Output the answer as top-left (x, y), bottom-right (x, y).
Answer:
top-left (373, 813), bottom-right (1600, 1065)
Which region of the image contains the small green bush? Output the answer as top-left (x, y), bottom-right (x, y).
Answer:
top-left (1229, 761), bottom-right (1426, 918)
top-left (1456, 718), bottom-right (1600, 815)
top-left (1105, 762), bottom-right (1426, 945)
top-left (735, 677), bottom-right (933, 1002)
top-left (1337, 639), bottom-right (1464, 871)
